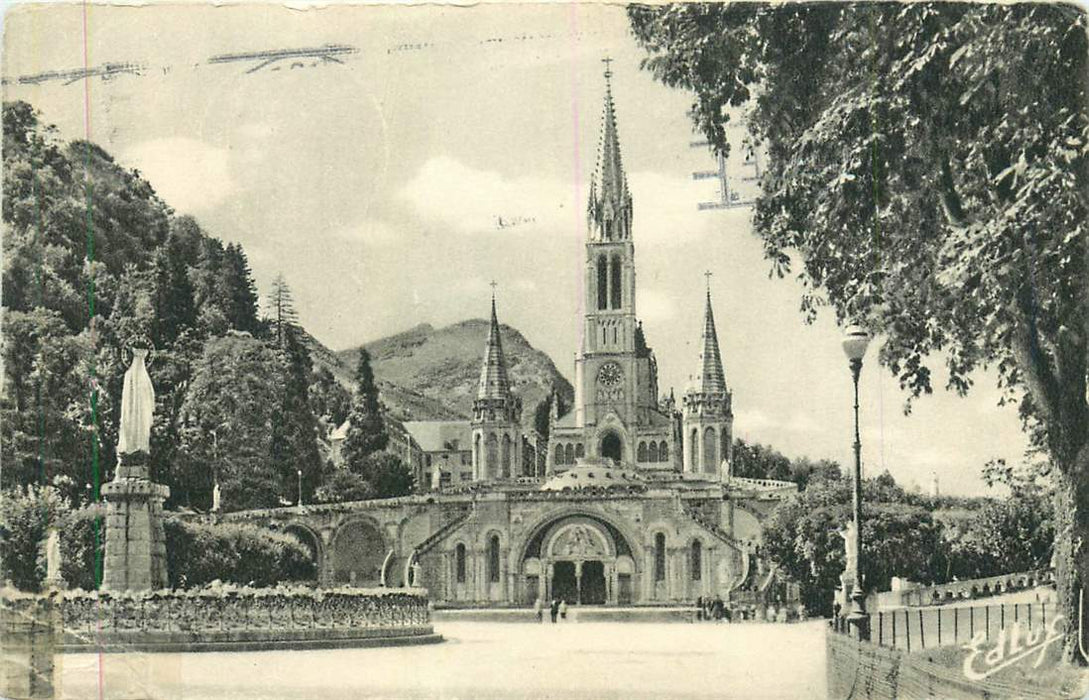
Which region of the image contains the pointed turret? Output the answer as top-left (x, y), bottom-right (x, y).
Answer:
top-left (694, 289), bottom-right (728, 395)
top-left (471, 288), bottom-right (522, 481)
top-left (683, 278), bottom-right (734, 479)
top-left (477, 293), bottom-right (512, 400)
top-left (588, 59), bottom-right (633, 242)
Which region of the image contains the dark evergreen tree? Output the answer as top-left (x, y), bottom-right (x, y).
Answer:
top-left (309, 365), bottom-right (351, 428)
top-left (342, 349), bottom-right (388, 471)
top-left (217, 243), bottom-right (260, 335)
top-left (269, 329), bottom-right (323, 505)
top-left (151, 234), bottom-right (197, 348)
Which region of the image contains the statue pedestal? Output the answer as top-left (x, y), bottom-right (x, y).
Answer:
top-left (101, 455), bottom-right (169, 591)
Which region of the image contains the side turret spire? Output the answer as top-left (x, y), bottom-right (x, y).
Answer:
top-left (696, 274), bottom-right (728, 395)
top-left (478, 284), bottom-right (512, 400)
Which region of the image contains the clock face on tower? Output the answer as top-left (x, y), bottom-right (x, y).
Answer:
top-left (597, 361), bottom-right (624, 387)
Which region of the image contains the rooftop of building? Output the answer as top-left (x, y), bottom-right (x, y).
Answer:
top-left (403, 420), bottom-right (472, 453)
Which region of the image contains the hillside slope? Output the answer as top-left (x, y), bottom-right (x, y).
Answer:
top-left (317, 320), bottom-right (574, 433)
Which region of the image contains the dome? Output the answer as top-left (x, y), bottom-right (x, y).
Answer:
top-left (540, 462), bottom-right (644, 492)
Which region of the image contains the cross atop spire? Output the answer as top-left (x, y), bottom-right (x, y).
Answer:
top-left (587, 58), bottom-right (632, 242)
top-left (704, 270), bottom-right (714, 293)
top-left (477, 290), bottom-right (512, 401)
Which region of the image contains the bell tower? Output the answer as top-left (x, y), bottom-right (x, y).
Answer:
top-left (574, 59), bottom-right (639, 430)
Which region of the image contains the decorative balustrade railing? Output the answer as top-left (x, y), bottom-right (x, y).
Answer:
top-left (37, 586), bottom-right (430, 638)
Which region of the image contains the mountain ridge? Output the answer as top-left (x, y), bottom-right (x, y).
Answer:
top-left (309, 319), bottom-right (574, 434)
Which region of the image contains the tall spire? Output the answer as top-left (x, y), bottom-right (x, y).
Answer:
top-left (694, 282), bottom-right (728, 395)
top-left (588, 57), bottom-right (633, 241)
top-left (477, 286), bottom-right (512, 400)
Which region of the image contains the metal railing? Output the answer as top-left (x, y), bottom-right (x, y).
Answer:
top-left (832, 599), bottom-right (1059, 652)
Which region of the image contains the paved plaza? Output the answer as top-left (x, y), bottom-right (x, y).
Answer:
top-left (56, 620), bottom-right (828, 699)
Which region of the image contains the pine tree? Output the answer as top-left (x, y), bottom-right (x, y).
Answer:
top-left (269, 329), bottom-right (322, 505)
top-left (217, 243), bottom-right (260, 335)
top-left (266, 274), bottom-right (300, 347)
top-left (342, 349), bottom-right (388, 471)
top-left (151, 234), bottom-right (197, 348)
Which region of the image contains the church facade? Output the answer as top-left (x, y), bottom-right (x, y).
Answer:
top-left (232, 70), bottom-right (797, 607)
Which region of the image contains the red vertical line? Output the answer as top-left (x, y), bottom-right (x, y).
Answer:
top-left (954, 606), bottom-right (958, 644)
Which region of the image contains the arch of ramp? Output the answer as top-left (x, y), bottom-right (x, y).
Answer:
top-left (281, 522), bottom-right (324, 577)
top-left (330, 515), bottom-right (389, 587)
top-left (516, 507), bottom-right (643, 569)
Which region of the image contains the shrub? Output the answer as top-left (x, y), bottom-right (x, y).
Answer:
top-left (164, 517), bottom-right (315, 588)
top-left (60, 504), bottom-right (106, 591)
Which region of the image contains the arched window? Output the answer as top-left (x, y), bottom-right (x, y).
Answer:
top-left (703, 427), bottom-right (717, 472)
top-left (610, 255), bottom-right (622, 309)
top-left (659, 441), bottom-right (669, 462)
top-left (689, 428), bottom-right (699, 470)
top-left (487, 535), bottom-right (501, 583)
top-left (691, 540), bottom-right (702, 581)
top-left (575, 443), bottom-right (585, 459)
top-left (654, 533), bottom-right (667, 582)
top-left (501, 434), bottom-right (512, 477)
top-left (486, 434), bottom-right (498, 478)
top-left (721, 432), bottom-right (730, 467)
top-left (613, 326), bottom-right (618, 344)
top-left (637, 442), bottom-right (647, 462)
top-left (473, 434), bottom-right (481, 474)
top-left (648, 441), bottom-right (659, 462)
top-left (597, 256), bottom-right (608, 310)
top-left (455, 543), bottom-right (466, 583)
top-left (554, 443), bottom-right (564, 466)
top-left (565, 443), bottom-right (575, 465)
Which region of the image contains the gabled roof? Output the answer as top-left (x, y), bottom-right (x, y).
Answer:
top-left (403, 420), bottom-right (472, 453)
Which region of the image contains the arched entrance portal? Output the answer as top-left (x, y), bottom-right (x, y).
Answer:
top-left (522, 515), bottom-right (636, 605)
top-left (600, 432), bottom-right (622, 463)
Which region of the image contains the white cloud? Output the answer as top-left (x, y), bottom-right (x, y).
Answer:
top-left (123, 138), bottom-right (236, 214)
top-left (398, 157), bottom-right (746, 249)
top-left (400, 156), bottom-right (569, 236)
top-left (733, 408), bottom-right (777, 433)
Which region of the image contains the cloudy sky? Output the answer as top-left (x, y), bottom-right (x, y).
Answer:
top-left (4, 3), bottom-right (1030, 495)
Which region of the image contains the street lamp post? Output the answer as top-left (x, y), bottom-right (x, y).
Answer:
top-left (841, 325), bottom-right (871, 641)
top-left (297, 469), bottom-right (303, 507)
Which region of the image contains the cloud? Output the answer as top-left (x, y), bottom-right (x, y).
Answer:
top-left (123, 138), bottom-right (236, 214)
top-left (400, 156), bottom-right (570, 236)
top-left (398, 157), bottom-right (743, 248)
top-left (733, 408), bottom-right (777, 433)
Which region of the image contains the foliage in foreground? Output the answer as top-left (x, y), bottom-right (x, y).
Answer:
top-left (629, 2), bottom-right (1088, 660)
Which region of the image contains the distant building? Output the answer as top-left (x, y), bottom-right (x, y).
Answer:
top-left (403, 421), bottom-right (474, 489)
top-left (929, 472), bottom-right (940, 498)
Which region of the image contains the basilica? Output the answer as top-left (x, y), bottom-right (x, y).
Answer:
top-left (234, 70), bottom-right (798, 608)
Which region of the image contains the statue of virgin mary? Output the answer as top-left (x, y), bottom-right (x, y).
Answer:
top-left (117, 348), bottom-right (155, 455)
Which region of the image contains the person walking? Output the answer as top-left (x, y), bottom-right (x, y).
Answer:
top-left (549, 598), bottom-right (559, 623)
top-left (559, 599), bottom-right (568, 621)
top-left (534, 597), bottom-right (543, 623)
